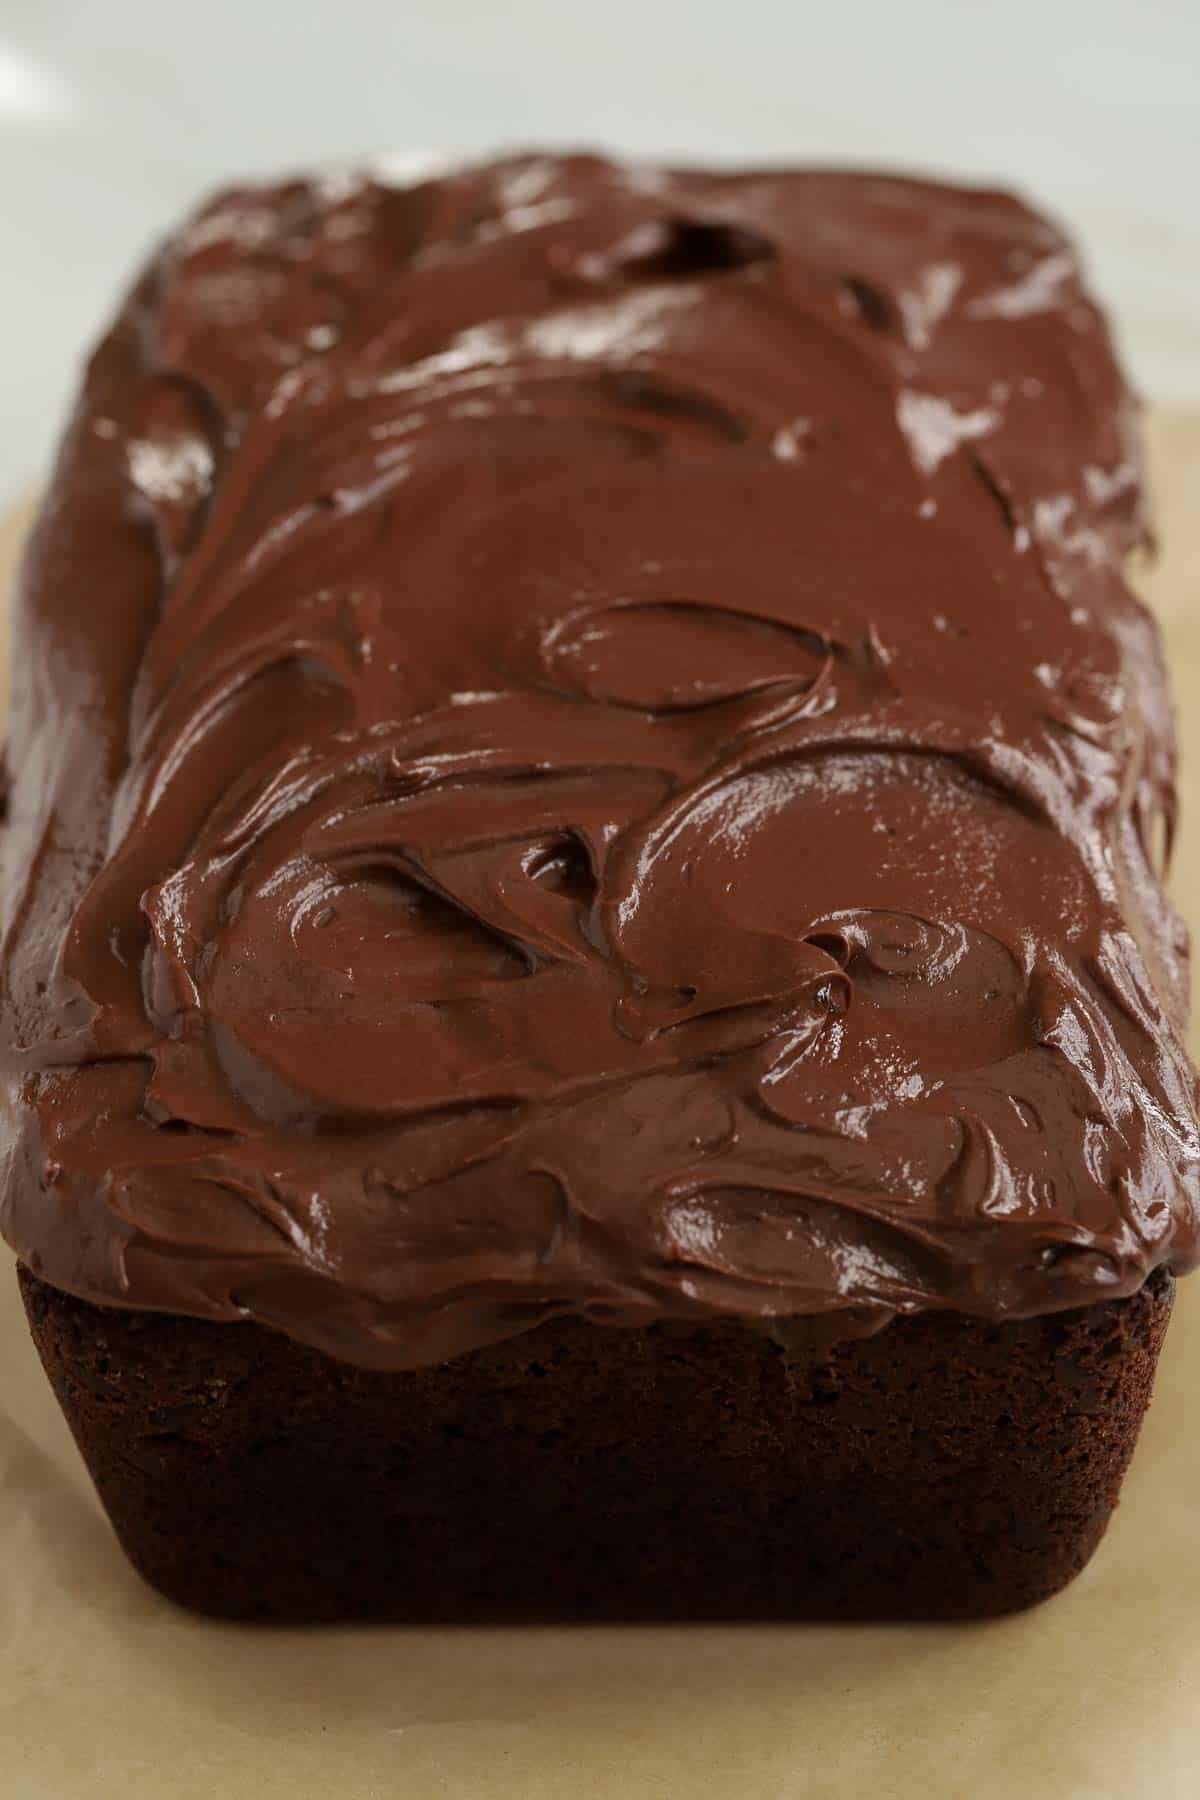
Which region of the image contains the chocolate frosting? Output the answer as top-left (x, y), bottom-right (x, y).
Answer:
top-left (2, 152), bottom-right (1198, 1368)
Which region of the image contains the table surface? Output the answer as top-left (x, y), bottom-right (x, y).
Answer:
top-left (1, 0), bottom-right (1199, 503)
top-left (0, 417), bottom-right (1198, 1797)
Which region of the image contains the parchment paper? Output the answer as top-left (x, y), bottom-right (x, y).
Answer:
top-left (1, 414), bottom-right (1197, 1800)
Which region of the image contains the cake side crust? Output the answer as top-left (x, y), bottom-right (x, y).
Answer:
top-left (19, 1263), bottom-right (1173, 1622)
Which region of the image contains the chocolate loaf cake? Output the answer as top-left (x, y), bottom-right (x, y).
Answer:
top-left (3, 154), bottom-right (1198, 1620)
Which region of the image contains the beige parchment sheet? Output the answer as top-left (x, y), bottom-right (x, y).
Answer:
top-left (0, 414), bottom-right (1197, 1800)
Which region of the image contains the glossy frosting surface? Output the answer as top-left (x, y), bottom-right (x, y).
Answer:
top-left (3, 153), bottom-right (1198, 1367)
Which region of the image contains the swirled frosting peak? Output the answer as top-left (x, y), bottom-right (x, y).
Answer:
top-left (3, 153), bottom-right (1198, 1366)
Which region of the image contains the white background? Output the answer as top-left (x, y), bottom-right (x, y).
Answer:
top-left (1, 0), bottom-right (1197, 502)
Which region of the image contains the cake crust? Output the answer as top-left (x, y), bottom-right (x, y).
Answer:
top-left (19, 1263), bottom-right (1174, 1621)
